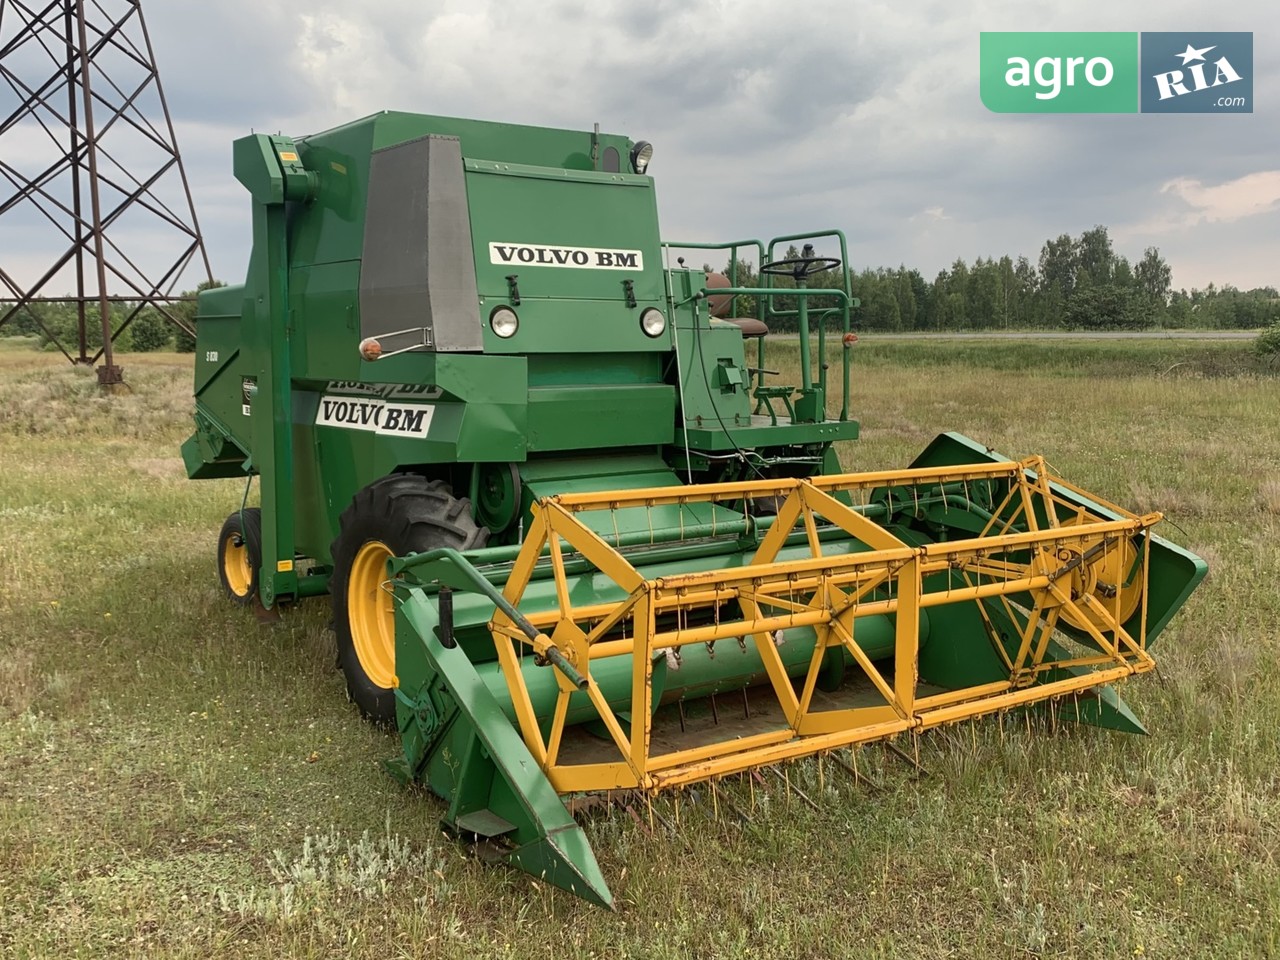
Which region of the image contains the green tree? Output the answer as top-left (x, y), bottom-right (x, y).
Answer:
top-left (903, 268), bottom-right (931, 329)
top-left (1013, 256), bottom-right (1042, 327)
top-left (1038, 233), bottom-right (1078, 303)
top-left (891, 267), bottom-right (918, 332)
top-left (852, 269), bottom-right (900, 331)
top-left (1112, 255), bottom-right (1133, 288)
top-left (129, 307), bottom-right (172, 352)
top-left (1065, 285), bottom-right (1150, 330)
top-left (966, 257), bottom-right (1001, 328)
top-left (1134, 246), bottom-right (1172, 307)
top-left (32, 300), bottom-right (133, 352)
top-left (1165, 290), bottom-right (1194, 328)
top-left (0, 304), bottom-right (42, 338)
top-left (1074, 225), bottom-right (1115, 289)
top-left (937, 259), bottom-right (970, 328)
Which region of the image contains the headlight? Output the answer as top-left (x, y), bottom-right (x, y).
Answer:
top-left (630, 141), bottom-right (653, 174)
top-left (490, 306), bottom-right (519, 339)
top-left (640, 308), bottom-right (666, 338)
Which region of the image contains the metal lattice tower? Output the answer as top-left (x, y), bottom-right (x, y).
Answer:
top-left (0, 0), bottom-right (211, 384)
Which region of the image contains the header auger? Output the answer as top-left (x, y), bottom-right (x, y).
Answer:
top-left (185, 111), bottom-right (1205, 908)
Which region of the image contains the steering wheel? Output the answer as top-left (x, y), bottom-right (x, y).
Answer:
top-left (759, 256), bottom-right (842, 280)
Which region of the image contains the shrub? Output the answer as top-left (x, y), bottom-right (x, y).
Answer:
top-left (1254, 322), bottom-right (1280, 358)
top-left (129, 309), bottom-right (173, 352)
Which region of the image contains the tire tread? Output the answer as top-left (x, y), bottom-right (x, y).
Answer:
top-left (330, 475), bottom-right (487, 723)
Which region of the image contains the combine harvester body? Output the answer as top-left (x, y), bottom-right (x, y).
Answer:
top-left (184, 112), bottom-right (1205, 907)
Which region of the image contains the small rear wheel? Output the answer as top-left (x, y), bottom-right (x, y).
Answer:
top-left (331, 475), bottom-right (488, 723)
top-left (217, 507), bottom-right (262, 606)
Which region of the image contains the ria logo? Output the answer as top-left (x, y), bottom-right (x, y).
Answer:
top-left (1152, 43), bottom-right (1242, 100)
top-left (1140, 32), bottom-right (1252, 112)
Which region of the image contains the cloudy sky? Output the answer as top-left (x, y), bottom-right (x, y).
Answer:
top-left (3, 0), bottom-right (1276, 298)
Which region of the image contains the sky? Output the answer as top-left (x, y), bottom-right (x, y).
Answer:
top-left (2, 0), bottom-right (1276, 298)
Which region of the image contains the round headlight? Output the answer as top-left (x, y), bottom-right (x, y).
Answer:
top-left (490, 306), bottom-right (519, 339)
top-left (630, 141), bottom-right (653, 174)
top-left (640, 308), bottom-right (666, 338)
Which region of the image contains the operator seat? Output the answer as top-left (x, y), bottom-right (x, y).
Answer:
top-left (704, 272), bottom-right (769, 338)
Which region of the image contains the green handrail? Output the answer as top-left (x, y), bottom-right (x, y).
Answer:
top-left (661, 238), bottom-right (767, 323)
top-left (664, 234), bottom-right (857, 421)
top-left (387, 547), bottom-right (586, 688)
top-left (764, 230), bottom-right (855, 421)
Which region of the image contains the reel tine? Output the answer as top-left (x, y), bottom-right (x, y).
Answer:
top-left (883, 739), bottom-right (928, 778)
top-left (768, 764), bottom-right (820, 813)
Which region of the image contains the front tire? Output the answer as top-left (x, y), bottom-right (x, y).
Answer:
top-left (217, 508), bottom-right (262, 606)
top-left (331, 475), bottom-right (488, 723)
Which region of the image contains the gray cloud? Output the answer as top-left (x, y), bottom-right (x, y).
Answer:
top-left (4, 0), bottom-right (1274, 295)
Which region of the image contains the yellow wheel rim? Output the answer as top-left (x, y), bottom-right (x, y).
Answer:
top-left (222, 534), bottom-right (253, 597)
top-left (349, 540), bottom-right (396, 689)
top-left (1056, 516), bottom-right (1143, 631)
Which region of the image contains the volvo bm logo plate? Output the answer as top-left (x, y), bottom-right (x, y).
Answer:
top-left (488, 242), bottom-right (643, 270)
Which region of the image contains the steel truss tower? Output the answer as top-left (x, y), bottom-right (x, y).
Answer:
top-left (0, 0), bottom-right (210, 384)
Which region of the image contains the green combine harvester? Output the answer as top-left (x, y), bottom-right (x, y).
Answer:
top-left (184, 111), bottom-right (1206, 908)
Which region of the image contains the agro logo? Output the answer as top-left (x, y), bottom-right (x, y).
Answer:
top-left (1152, 43), bottom-right (1242, 100)
top-left (315, 394), bottom-right (434, 438)
top-left (978, 32), bottom-right (1138, 114)
top-left (488, 242), bottom-right (644, 271)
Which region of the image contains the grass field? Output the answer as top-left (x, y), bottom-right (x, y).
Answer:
top-left (1, 338), bottom-right (1277, 958)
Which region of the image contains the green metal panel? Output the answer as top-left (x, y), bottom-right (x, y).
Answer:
top-left (289, 261), bottom-right (362, 380)
top-left (392, 588), bottom-right (614, 908)
top-left (188, 304), bottom-right (249, 479)
top-left (674, 322), bottom-right (752, 427)
top-left (465, 167), bottom-right (668, 355)
top-left (465, 164), bottom-right (664, 314)
top-left (526, 384), bottom-right (674, 451)
top-left (232, 133), bottom-right (301, 605)
top-left (288, 112), bottom-right (638, 270)
top-left (680, 418), bottom-right (861, 451)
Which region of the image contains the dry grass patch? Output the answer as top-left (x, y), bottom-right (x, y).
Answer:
top-left (1, 341), bottom-right (1278, 958)
top-left (0, 646), bottom-right (38, 719)
top-left (1256, 477), bottom-right (1280, 515)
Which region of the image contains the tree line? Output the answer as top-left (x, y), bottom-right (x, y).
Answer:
top-left (716, 226), bottom-right (1278, 333)
top-left (3, 225), bottom-right (1276, 350)
top-left (0, 279), bottom-right (222, 353)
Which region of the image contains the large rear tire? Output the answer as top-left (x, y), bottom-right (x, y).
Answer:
top-left (331, 475), bottom-right (488, 723)
top-left (217, 508), bottom-right (262, 606)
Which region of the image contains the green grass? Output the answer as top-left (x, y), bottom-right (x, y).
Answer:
top-left (2, 342), bottom-right (1278, 958)
top-left (850, 337), bottom-right (1275, 379)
